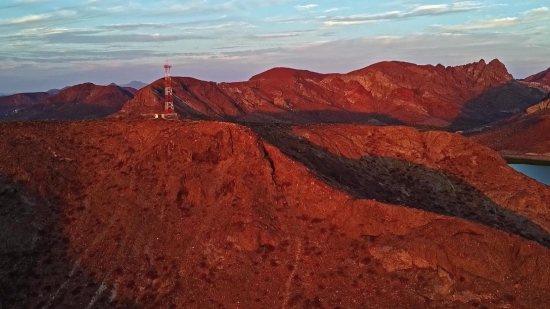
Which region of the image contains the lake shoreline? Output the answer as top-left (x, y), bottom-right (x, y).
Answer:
top-left (503, 155), bottom-right (550, 166)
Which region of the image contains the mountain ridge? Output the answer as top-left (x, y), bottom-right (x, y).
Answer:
top-left (118, 59), bottom-right (547, 130)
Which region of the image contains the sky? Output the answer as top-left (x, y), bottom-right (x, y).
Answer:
top-left (0, 0), bottom-right (548, 93)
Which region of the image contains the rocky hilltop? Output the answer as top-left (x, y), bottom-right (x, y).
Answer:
top-left (1, 119), bottom-right (550, 308)
top-left (524, 67), bottom-right (550, 87)
top-left (118, 59), bottom-right (547, 129)
top-left (0, 92), bottom-right (50, 118)
top-left (2, 83), bottom-right (134, 121)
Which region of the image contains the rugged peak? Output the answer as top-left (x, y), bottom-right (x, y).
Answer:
top-left (455, 58), bottom-right (512, 82)
top-left (486, 58), bottom-right (513, 80)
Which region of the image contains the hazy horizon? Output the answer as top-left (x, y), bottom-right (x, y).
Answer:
top-left (0, 0), bottom-right (548, 93)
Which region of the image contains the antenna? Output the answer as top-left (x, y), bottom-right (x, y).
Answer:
top-left (164, 63), bottom-right (174, 113)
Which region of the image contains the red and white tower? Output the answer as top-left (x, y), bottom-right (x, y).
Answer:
top-left (164, 63), bottom-right (174, 113)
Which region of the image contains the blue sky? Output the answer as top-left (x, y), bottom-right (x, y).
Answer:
top-left (0, 0), bottom-right (548, 93)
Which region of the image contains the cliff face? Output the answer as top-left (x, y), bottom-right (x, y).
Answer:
top-left (7, 83), bottom-right (134, 121)
top-left (118, 59), bottom-right (546, 129)
top-left (1, 119), bottom-right (550, 308)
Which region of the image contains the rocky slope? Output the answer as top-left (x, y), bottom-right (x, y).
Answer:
top-left (524, 67), bottom-right (550, 87)
top-left (470, 95), bottom-right (550, 157)
top-left (468, 67), bottom-right (550, 156)
top-left (118, 59), bottom-right (547, 129)
top-left (0, 92), bottom-right (50, 118)
top-left (1, 119), bottom-right (550, 308)
top-left (1, 83), bottom-right (134, 121)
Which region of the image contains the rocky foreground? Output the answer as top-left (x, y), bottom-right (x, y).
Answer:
top-left (1, 119), bottom-right (550, 308)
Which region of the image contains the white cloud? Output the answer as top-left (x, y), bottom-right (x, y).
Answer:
top-left (323, 7), bottom-right (350, 13)
top-left (439, 6), bottom-right (550, 32)
top-left (444, 17), bottom-right (518, 30)
top-left (295, 4), bottom-right (317, 11)
top-left (321, 2), bottom-right (487, 27)
top-left (409, 5), bottom-right (448, 13)
top-left (524, 6), bottom-right (549, 16)
top-left (3, 14), bottom-right (51, 25)
top-left (253, 32), bottom-right (304, 38)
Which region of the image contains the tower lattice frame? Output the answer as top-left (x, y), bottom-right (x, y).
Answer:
top-left (164, 64), bottom-right (174, 113)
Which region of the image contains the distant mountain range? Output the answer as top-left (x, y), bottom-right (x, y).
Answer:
top-left (118, 81), bottom-right (147, 89)
top-left (2, 62), bottom-right (550, 146)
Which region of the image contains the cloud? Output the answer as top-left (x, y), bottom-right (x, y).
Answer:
top-left (99, 23), bottom-right (169, 31)
top-left (295, 4), bottom-right (317, 11)
top-left (324, 7), bottom-right (348, 13)
top-left (438, 6), bottom-right (550, 32)
top-left (251, 31), bottom-right (305, 38)
top-left (0, 14), bottom-right (51, 25)
top-left (321, 1), bottom-right (487, 27)
top-left (443, 17), bottom-right (518, 30)
top-left (264, 15), bottom-right (312, 23)
top-left (5, 28), bottom-right (210, 44)
top-left (524, 6), bottom-right (549, 16)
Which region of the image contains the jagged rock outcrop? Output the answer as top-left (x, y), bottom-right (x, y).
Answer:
top-left (527, 97), bottom-right (550, 115)
top-left (1, 120), bottom-right (550, 308)
top-left (118, 59), bottom-right (546, 129)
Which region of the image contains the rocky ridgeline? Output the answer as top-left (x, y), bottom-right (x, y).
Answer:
top-left (118, 59), bottom-right (546, 129)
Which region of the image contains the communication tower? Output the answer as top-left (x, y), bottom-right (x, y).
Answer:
top-left (164, 63), bottom-right (174, 113)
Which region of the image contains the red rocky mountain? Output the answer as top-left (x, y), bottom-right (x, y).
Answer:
top-left (468, 66), bottom-right (550, 157)
top-left (1, 119), bottom-right (550, 308)
top-left (524, 67), bottom-right (550, 87)
top-left (118, 59), bottom-right (547, 130)
top-left (8, 83), bottom-right (134, 121)
top-left (0, 92), bottom-right (50, 118)
top-left (470, 95), bottom-right (550, 158)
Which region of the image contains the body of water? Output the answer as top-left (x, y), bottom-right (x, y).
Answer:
top-left (509, 164), bottom-right (550, 186)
